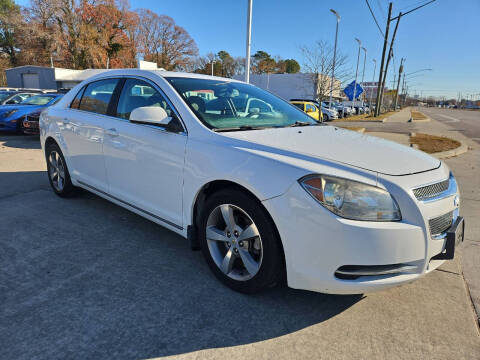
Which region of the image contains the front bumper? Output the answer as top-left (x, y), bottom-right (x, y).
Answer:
top-left (0, 117), bottom-right (21, 131)
top-left (262, 169), bottom-right (461, 294)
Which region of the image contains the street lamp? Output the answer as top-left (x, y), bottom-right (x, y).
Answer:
top-left (328, 9), bottom-right (340, 109)
top-left (369, 59), bottom-right (376, 113)
top-left (352, 38), bottom-right (361, 113)
top-left (245, 0), bottom-right (253, 83)
top-left (360, 47), bottom-right (367, 105)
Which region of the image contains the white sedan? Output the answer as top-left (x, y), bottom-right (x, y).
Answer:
top-left (40, 70), bottom-right (464, 294)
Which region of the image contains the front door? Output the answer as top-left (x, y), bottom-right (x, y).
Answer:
top-left (102, 77), bottom-right (187, 229)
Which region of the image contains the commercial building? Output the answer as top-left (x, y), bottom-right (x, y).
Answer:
top-left (5, 61), bottom-right (161, 90)
top-left (234, 73), bottom-right (344, 102)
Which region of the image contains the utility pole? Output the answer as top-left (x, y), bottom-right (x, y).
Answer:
top-left (379, 13), bottom-right (401, 114)
top-left (369, 59), bottom-right (376, 113)
top-left (374, 2), bottom-right (392, 117)
top-left (393, 57), bottom-right (405, 110)
top-left (245, 0), bottom-right (253, 83)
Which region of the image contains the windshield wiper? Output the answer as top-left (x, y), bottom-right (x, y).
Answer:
top-left (213, 125), bottom-right (270, 132)
top-left (288, 121), bottom-right (322, 127)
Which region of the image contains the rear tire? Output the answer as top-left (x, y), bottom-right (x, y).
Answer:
top-left (45, 142), bottom-right (78, 197)
top-left (199, 188), bottom-right (283, 293)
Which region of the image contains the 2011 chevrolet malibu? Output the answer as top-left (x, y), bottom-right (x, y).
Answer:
top-left (39, 70), bottom-right (464, 294)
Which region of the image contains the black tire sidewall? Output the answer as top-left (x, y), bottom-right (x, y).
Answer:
top-left (199, 188), bottom-right (282, 293)
top-left (45, 143), bottom-right (76, 197)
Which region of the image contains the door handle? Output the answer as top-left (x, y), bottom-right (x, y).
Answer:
top-left (105, 128), bottom-right (119, 137)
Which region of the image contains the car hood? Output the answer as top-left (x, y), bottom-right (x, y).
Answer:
top-left (0, 104), bottom-right (43, 118)
top-left (221, 125), bottom-right (440, 176)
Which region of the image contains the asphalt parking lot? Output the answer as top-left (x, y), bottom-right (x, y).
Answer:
top-left (1, 133), bottom-right (479, 360)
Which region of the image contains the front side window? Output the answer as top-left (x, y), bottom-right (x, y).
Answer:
top-left (79, 78), bottom-right (119, 115)
top-left (306, 104), bottom-right (316, 112)
top-left (166, 77), bottom-right (319, 130)
top-left (116, 78), bottom-right (176, 122)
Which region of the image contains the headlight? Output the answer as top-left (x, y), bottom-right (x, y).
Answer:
top-left (299, 175), bottom-right (401, 221)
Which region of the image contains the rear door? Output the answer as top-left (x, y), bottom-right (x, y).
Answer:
top-left (60, 78), bottom-right (120, 192)
top-left (101, 77), bottom-right (187, 229)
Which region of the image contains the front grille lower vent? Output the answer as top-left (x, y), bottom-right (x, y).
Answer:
top-left (413, 179), bottom-right (449, 201)
top-left (429, 211), bottom-right (453, 236)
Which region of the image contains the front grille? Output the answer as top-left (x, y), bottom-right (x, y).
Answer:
top-left (429, 211), bottom-right (453, 236)
top-left (413, 178), bottom-right (449, 201)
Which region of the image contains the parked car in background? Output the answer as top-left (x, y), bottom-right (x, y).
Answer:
top-left (0, 91), bottom-right (37, 105)
top-left (289, 100), bottom-right (323, 121)
top-left (322, 101), bottom-right (347, 118)
top-left (320, 105), bottom-right (338, 121)
top-left (40, 69), bottom-right (464, 295)
top-left (0, 93), bottom-right (63, 132)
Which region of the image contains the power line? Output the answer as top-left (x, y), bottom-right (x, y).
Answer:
top-left (365, 0), bottom-right (385, 37)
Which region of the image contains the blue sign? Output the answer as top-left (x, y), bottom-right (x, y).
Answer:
top-left (343, 81), bottom-right (364, 101)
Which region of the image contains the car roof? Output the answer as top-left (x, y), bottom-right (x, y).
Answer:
top-left (85, 69), bottom-right (244, 84)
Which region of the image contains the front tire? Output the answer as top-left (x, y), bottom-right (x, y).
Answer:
top-left (45, 142), bottom-right (78, 197)
top-left (199, 188), bottom-right (283, 293)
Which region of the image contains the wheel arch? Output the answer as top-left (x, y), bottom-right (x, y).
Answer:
top-left (190, 179), bottom-right (286, 278)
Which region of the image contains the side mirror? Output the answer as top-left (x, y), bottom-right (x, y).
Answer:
top-left (129, 106), bottom-right (171, 127)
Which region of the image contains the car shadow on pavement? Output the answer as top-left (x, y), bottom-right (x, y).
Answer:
top-left (0, 182), bottom-right (363, 360)
top-left (0, 133), bottom-right (41, 149)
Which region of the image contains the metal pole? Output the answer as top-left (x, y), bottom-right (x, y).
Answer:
top-left (393, 58), bottom-right (404, 110)
top-left (245, 0), bottom-right (253, 83)
top-left (369, 59), bottom-right (376, 113)
top-left (375, 2), bottom-right (392, 116)
top-left (361, 47), bottom-right (367, 105)
top-left (352, 38), bottom-right (361, 113)
top-left (329, 9), bottom-right (340, 109)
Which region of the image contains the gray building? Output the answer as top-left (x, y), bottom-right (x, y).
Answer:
top-left (6, 66), bottom-right (109, 90)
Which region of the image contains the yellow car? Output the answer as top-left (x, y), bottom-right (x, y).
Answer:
top-left (290, 100), bottom-right (323, 122)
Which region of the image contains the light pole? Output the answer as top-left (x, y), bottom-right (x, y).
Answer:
top-left (329, 9), bottom-right (340, 109)
top-left (211, 54), bottom-right (217, 76)
top-left (369, 59), bottom-right (376, 113)
top-left (361, 47), bottom-right (367, 105)
top-left (352, 38), bottom-right (361, 113)
top-left (245, 0), bottom-right (253, 83)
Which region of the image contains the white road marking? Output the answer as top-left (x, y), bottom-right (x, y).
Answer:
top-left (437, 113), bottom-right (460, 123)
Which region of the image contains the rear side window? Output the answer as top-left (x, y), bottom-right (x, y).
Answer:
top-left (78, 79), bottom-right (119, 115)
top-left (70, 86), bottom-right (85, 109)
top-left (292, 103), bottom-right (304, 111)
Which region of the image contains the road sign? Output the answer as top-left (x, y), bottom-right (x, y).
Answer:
top-left (343, 81), bottom-right (364, 101)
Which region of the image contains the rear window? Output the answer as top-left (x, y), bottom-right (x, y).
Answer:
top-left (78, 79), bottom-right (119, 115)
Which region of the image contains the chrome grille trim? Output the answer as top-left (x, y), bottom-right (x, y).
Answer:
top-left (429, 211), bottom-right (453, 236)
top-left (413, 178), bottom-right (449, 200)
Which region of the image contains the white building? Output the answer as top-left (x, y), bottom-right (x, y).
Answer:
top-left (234, 73), bottom-right (343, 101)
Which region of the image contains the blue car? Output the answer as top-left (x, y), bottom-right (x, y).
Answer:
top-left (0, 93), bottom-right (63, 132)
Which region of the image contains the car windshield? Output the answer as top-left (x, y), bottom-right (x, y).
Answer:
top-left (0, 92), bottom-right (14, 101)
top-left (166, 77), bottom-right (319, 130)
top-left (21, 95), bottom-right (56, 105)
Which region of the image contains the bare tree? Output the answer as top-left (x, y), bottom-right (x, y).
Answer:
top-left (299, 40), bottom-right (350, 101)
top-left (135, 9), bottom-right (198, 71)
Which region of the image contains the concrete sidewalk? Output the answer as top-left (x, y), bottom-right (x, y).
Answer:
top-left (384, 107), bottom-right (412, 122)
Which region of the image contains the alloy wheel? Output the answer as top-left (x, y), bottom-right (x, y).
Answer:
top-left (205, 204), bottom-right (263, 281)
top-left (48, 151), bottom-right (66, 192)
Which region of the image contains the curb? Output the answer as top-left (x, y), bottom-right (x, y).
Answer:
top-left (431, 141), bottom-right (469, 159)
top-left (408, 111), bottom-right (431, 122)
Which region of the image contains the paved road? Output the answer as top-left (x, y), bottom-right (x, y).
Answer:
top-left (1, 133), bottom-right (479, 360)
top-left (420, 108), bottom-right (480, 143)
